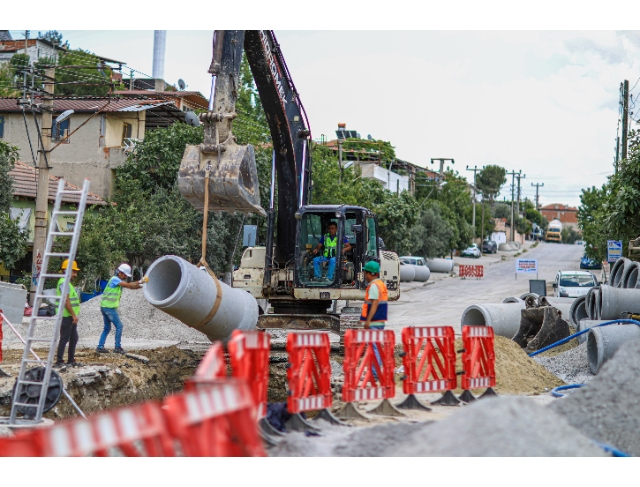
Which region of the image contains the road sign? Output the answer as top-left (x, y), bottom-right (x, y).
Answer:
top-left (516, 259), bottom-right (538, 280)
top-left (607, 240), bottom-right (622, 263)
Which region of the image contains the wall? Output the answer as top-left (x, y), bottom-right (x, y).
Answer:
top-left (1, 111), bottom-right (146, 199)
top-left (359, 163), bottom-right (409, 192)
top-left (10, 198), bottom-right (82, 243)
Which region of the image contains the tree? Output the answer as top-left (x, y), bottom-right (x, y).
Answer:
top-left (410, 203), bottom-right (454, 258)
top-left (55, 49), bottom-right (120, 96)
top-left (38, 30), bottom-right (69, 49)
top-left (0, 141), bottom-right (28, 271)
top-left (476, 165), bottom-right (506, 205)
top-left (436, 170), bottom-right (474, 252)
top-left (0, 62), bottom-right (19, 97)
top-left (578, 185), bottom-right (608, 262)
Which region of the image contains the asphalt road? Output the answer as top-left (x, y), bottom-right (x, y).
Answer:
top-left (388, 241), bottom-right (590, 335)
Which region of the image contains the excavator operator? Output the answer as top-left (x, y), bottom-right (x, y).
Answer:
top-left (312, 222), bottom-right (352, 281)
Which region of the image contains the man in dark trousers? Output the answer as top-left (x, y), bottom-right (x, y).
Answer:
top-left (360, 261), bottom-right (388, 379)
top-left (54, 260), bottom-right (82, 368)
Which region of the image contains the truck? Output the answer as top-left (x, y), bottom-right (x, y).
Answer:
top-left (545, 219), bottom-right (563, 243)
top-left (177, 30), bottom-right (401, 336)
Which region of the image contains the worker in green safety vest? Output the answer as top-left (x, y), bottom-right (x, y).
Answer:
top-left (96, 263), bottom-right (143, 354)
top-left (54, 259), bottom-right (82, 368)
top-left (311, 221), bottom-right (352, 281)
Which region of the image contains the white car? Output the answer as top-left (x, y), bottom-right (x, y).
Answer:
top-left (460, 244), bottom-right (481, 259)
top-left (553, 270), bottom-right (597, 298)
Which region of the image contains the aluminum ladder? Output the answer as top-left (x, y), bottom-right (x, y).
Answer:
top-left (8, 178), bottom-right (91, 425)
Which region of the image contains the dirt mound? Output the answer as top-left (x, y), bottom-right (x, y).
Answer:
top-left (552, 338), bottom-right (640, 456)
top-left (455, 336), bottom-right (564, 395)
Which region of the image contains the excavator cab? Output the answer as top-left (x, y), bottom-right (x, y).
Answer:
top-left (295, 205), bottom-right (379, 290)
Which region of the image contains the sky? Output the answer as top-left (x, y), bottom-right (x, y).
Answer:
top-left (7, 3), bottom-right (640, 209)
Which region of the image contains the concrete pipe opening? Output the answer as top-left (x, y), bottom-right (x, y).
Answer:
top-left (623, 263), bottom-right (640, 289)
top-left (461, 302), bottom-right (525, 338)
top-left (587, 324), bottom-right (640, 374)
top-left (461, 307), bottom-right (487, 326)
top-left (610, 258), bottom-right (627, 288)
top-left (144, 258), bottom-right (183, 304)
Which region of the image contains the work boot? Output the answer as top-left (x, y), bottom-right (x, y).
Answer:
top-left (96, 347), bottom-right (109, 354)
top-left (53, 361), bottom-right (65, 369)
top-left (114, 347), bottom-right (125, 354)
top-left (68, 361), bottom-right (84, 368)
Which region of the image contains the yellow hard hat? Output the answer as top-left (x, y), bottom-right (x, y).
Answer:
top-left (61, 259), bottom-right (81, 271)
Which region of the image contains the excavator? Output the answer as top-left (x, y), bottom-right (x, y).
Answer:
top-left (178, 30), bottom-right (400, 336)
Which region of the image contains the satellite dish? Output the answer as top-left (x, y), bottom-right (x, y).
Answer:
top-left (185, 111), bottom-right (200, 127)
top-left (178, 79), bottom-right (186, 91)
top-left (55, 109), bottom-right (74, 124)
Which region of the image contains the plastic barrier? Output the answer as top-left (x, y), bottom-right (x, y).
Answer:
top-left (227, 331), bottom-right (271, 419)
top-left (2, 401), bottom-right (174, 457)
top-left (459, 265), bottom-right (484, 279)
top-left (461, 325), bottom-right (496, 390)
top-left (186, 342), bottom-right (226, 391)
top-left (163, 379), bottom-right (265, 457)
top-left (342, 328), bottom-right (396, 403)
top-left (401, 326), bottom-right (456, 394)
top-left (286, 332), bottom-right (332, 413)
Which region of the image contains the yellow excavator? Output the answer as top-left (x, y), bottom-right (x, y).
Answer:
top-left (178, 30), bottom-right (400, 335)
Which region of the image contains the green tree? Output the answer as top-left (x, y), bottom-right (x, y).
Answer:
top-left (436, 170), bottom-right (474, 252)
top-left (410, 202), bottom-right (454, 258)
top-left (38, 30), bottom-right (69, 49)
top-left (55, 49), bottom-right (119, 96)
top-left (476, 165), bottom-right (506, 205)
top-left (0, 141), bottom-right (28, 271)
top-left (578, 185), bottom-right (608, 262)
top-left (0, 62), bottom-right (19, 97)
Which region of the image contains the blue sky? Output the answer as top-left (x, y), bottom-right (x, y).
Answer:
top-left (7, 3), bottom-right (640, 208)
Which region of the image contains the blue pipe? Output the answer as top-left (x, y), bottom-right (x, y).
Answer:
top-left (528, 319), bottom-right (640, 357)
top-left (593, 441), bottom-right (631, 457)
top-left (550, 384), bottom-right (584, 397)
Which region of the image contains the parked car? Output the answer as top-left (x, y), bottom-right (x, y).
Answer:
top-left (482, 240), bottom-right (497, 254)
top-left (461, 243), bottom-right (481, 258)
top-left (574, 240), bottom-right (585, 245)
top-left (580, 254), bottom-right (602, 270)
top-left (553, 270), bottom-right (597, 298)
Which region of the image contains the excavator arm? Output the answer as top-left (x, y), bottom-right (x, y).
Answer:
top-left (178, 30), bottom-right (311, 266)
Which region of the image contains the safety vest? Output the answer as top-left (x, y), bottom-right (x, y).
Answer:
top-left (360, 278), bottom-right (388, 322)
top-left (323, 234), bottom-right (338, 258)
top-left (56, 278), bottom-right (80, 318)
top-left (101, 276), bottom-right (122, 309)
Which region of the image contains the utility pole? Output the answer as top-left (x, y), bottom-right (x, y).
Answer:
top-left (506, 170), bottom-right (518, 242)
top-left (30, 67), bottom-right (55, 304)
top-left (466, 165), bottom-right (483, 237)
top-left (516, 171), bottom-right (525, 217)
top-left (531, 182), bottom-right (544, 211)
top-left (430, 158), bottom-right (455, 183)
top-left (622, 80), bottom-right (629, 161)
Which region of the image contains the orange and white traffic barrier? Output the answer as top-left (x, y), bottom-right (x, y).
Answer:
top-left (163, 379), bottom-right (265, 457)
top-left (227, 330), bottom-right (271, 420)
top-left (459, 264), bottom-right (484, 279)
top-left (339, 328), bottom-right (402, 419)
top-left (185, 342), bottom-right (226, 391)
top-left (397, 326), bottom-right (457, 410)
top-left (459, 325), bottom-right (497, 402)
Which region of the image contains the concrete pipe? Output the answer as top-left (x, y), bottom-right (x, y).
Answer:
top-left (585, 287), bottom-right (600, 320)
top-left (622, 261), bottom-right (640, 289)
top-left (587, 324), bottom-right (640, 374)
top-left (399, 264), bottom-right (416, 282)
top-left (461, 302), bottom-right (526, 338)
top-left (611, 258), bottom-right (632, 288)
top-left (519, 293), bottom-right (539, 301)
top-left (143, 255), bottom-right (258, 342)
top-left (426, 258), bottom-right (454, 273)
top-left (598, 285), bottom-right (640, 320)
top-left (577, 319), bottom-right (608, 345)
top-left (503, 297), bottom-right (524, 304)
top-left (569, 295), bottom-right (588, 327)
top-left (411, 265), bottom-right (431, 282)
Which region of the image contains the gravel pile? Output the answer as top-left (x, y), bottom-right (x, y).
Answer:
top-left (534, 342), bottom-right (595, 385)
top-left (270, 397), bottom-right (606, 456)
top-left (5, 289), bottom-right (210, 349)
top-left (552, 338), bottom-right (640, 456)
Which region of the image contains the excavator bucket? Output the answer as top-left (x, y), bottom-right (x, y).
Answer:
top-left (178, 142), bottom-right (266, 216)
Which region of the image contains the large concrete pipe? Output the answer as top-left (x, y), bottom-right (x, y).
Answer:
top-left (461, 302), bottom-right (526, 338)
top-left (503, 297), bottom-right (524, 304)
top-left (426, 258), bottom-right (454, 273)
top-left (610, 258), bottom-right (632, 288)
top-left (411, 265), bottom-right (431, 282)
top-left (569, 295), bottom-right (588, 327)
top-left (622, 261), bottom-right (640, 289)
top-left (585, 287), bottom-right (600, 320)
top-left (598, 285), bottom-right (640, 320)
top-left (143, 255), bottom-right (258, 342)
top-left (400, 264), bottom-right (416, 282)
top-left (577, 319), bottom-right (607, 345)
top-left (587, 324), bottom-right (640, 374)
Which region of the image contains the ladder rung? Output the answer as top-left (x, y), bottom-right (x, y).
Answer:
top-left (59, 190), bottom-right (83, 195)
top-left (27, 338), bottom-right (56, 342)
top-left (36, 294), bottom-right (62, 300)
top-left (39, 273), bottom-right (65, 278)
top-left (12, 402), bottom-right (38, 408)
top-left (50, 231), bottom-right (73, 236)
top-left (17, 381), bottom-right (44, 387)
top-left (28, 316), bottom-right (58, 321)
top-left (22, 359), bottom-right (45, 364)
top-left (46, 252), bottom-right (71, 257)
top-left (52, 211), bottom-right (78, 216)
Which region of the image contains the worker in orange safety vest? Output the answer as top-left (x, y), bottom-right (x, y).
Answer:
top-left (360, 261), bottom-right (388, 379)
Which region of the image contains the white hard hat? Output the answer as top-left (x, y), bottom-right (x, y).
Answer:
top-left (117, 263), bottom-right (132, 277)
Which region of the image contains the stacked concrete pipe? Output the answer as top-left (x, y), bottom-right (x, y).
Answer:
top-left (622, 261), bottom-right (640, 288)
top-left (576, 319), bottom-right (607, 345)
top-left (587, 323), bottom-right (640, 373)
top-left (598, 284), bottom-right (640, 319)
top-left (426, 258), bottom-right (454, 273)
top-left (569, 295), bottom-right (588, 327)
top-left (585, 286), bottom-right (601, 320)
top-left (143, 255), bottom-right (258, 342)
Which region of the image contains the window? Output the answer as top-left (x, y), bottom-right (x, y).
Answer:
top-left (52, 119), bottom-right (70, 142)
top-left (366, 217), bottom-right (378, 257)
top-left (122, 122), bottom-right (132, 146)
top-left (0, 115), bottom-right (4, 138)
